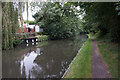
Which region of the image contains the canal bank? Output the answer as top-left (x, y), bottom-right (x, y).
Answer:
top-left (63, 34), bottom-right (119, 78)
top-left (63, 38), bottom-right (92, 78)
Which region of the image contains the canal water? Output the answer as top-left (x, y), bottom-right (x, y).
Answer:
top-left (2, 35), bottom-right (87, 78)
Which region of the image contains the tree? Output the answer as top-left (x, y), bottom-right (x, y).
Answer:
top-left (33, 2), bottom-right (79, 39)
top-left (2, 2), bottom-right (25, 49)
top-left (2, 2), bottom-right (17, 49)
top-left (74, 2), bottom-right (120, 42)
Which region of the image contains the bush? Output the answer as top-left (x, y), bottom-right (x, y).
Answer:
top-left (26, 34), bottom-right (29, 38)
top-left (13, 39), bottom-right (23, 47)
top-left (36, 35), bottom-right (48, 42)
top-left (24, 20), bottom-right (36, 25)
top-left (33, 3), bottom-right (79, 40)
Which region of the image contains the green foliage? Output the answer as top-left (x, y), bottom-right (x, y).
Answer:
top-left (13, 39), bottom-right (23, 47)
top-left (115, 3), bottom-right (120, 15)
top-left (74, 2), bottom-right (120, 42)
top-left (24, 20), bottom-right (36, 25)
top-left (2, 2), bottom-right (26, 49)
top-left (26, 34), bottom-right (29, 38)
top-left (33, 32), bottom-right (36, 36)
top-left (22, 34), bottom-right (30, 39)
top-left (36, 35), bottom-right (48, 42)
top-left (2, 2), bottom-right (19, 49)
top-left (33, 2), bottom-right (79, 39)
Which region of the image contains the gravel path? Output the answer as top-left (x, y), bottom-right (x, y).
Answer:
top-left (92, 37), bottom-right (111, 78)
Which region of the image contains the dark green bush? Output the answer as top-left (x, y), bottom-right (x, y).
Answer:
top-left (24, 21), bottom-right (36, 25)
top-left (13, 39), bottom-right (23, 47)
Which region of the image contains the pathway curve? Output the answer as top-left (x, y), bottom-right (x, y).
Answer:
top-left (92, 37), bottom-right (111, 78)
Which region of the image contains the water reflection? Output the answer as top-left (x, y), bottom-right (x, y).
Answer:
top-left (20, 48), bottom-right (42, 78)
top-left (32, 43), bottom-right (34, 45)
top-left (26, 44), bottom-right (29, 46)
top-left (2, 35), bottom-right (88, 78)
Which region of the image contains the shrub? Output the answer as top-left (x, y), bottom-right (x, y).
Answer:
top-left (13, 39), bottom-right (23, 47)
top-left (36, 35), bottom-right (48, 42)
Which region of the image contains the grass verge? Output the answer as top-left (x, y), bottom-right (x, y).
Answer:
top-left (94, 32), bottom-right (119, 78)
top-left (97, 42), bottom-right (119, 78)
top-left (63, 39), bottom-right (92, 78)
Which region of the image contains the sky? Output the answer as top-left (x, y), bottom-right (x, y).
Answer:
top-left (22, 2), bottom-right (35, 21)
top-left (22, 10), bottom-right (35, 21)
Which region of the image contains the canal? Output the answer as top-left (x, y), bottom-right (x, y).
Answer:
top-left (2, 35), bottom-right (87, 78)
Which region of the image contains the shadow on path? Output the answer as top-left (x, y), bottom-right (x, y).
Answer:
top-left (92, 37), bottom-right (111, 78)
